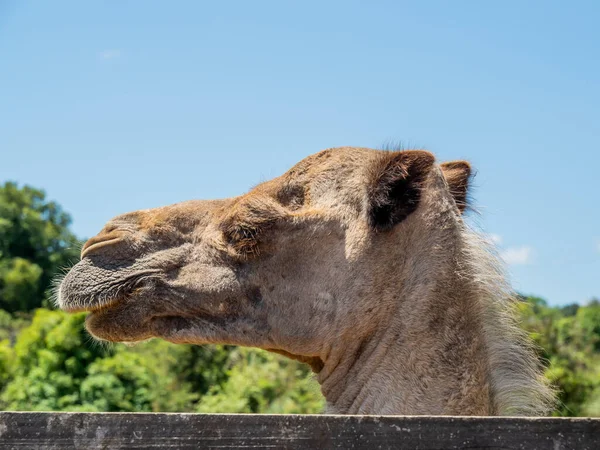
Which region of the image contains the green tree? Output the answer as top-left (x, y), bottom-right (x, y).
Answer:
top-left (176, 344), bottom-right (232, 396)
top-left (0, 339), bottom-right (14, 390)
top-left (1, 309), bottom-right (106, 410)
top-left (0, 309), bottom-right (198, 412)
top-left (519, 296), bottom-right (600, 416)
top-left (0, 182), bottom-right (81, 312)
top-left (78, 343), bottom-right (197, 412)
top-left (196, 347), bottom-right (324, 414)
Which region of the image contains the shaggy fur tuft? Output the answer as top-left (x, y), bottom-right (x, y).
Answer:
top-left (459, 226), bottom-right (555, 415)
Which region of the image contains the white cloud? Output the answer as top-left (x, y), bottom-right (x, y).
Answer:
top-left (500, 246), bottom-right (533, 265)
top-left (99, 49), bottom-right (122, 60)
top-left (488, 233), bottom-right (503, 245)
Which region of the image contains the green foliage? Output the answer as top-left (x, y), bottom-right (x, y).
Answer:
top-left (174, 343), bottom-right (232, 397)
top-left (0, 309), bottom-right (29, 342)
top-left (0, 339), bottom-right (14, 389)
top-left (519, 296), bottom-right (600, 416)
top-left (1, 309), bottom-right (107, 410)
top-left (196, 348), bottom-right (324, 414)
top-left (0, 258), bottom-right (43, 312)
top-left (0, 182), bottom-right (80, 312)
top-left (0, 309), bottom-right (198, 412)
top-left (79, 345), bottom-right (196, 412)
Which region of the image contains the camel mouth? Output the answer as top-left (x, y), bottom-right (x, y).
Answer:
top-left (83, 302), bottom-right (155, 343)
top-left (59, 277), bottom-right (152, 314)
top-left (82, 300), bottom-right (210, 345)
top-left (58, 279), bottom-right (138, 314)
top-left (57, 258), bottom-right (152, 315)
top-left (61, 297), bottom-right (122, 314)
top-left (56, 268), bottom-right (143, 314)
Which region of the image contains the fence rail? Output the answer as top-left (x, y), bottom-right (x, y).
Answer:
top-left (1, 412), bottom-right (599, 449)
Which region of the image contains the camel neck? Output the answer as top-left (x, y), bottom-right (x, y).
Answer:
top-left (317, 288), bottom-right (494, 415)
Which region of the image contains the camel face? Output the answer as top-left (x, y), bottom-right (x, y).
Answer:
top-left (59, 147), bottom-right (467, 365)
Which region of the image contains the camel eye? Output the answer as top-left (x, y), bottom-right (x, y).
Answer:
top-left (220, 197), bottom-right (288, 259)
top-left (276, 184), bottom-right (306, 210)
top-left (224, 223), bottom-right (261, 258)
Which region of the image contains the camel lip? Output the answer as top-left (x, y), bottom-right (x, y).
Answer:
top-left (60, 296), bottom-right (122, 314)
top-left (58, 261), bottom-right (152, 315)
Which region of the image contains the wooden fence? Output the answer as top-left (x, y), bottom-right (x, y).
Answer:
top-left (0, 412), bottom-right (599, 449)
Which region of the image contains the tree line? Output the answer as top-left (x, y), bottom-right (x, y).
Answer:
top-left (0, 181), bottom-right (598, 415)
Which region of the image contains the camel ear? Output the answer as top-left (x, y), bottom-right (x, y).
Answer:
top-left (440, 161), bottom-right (471, 213)
top-left (367, 150), bottom-right (435, 231)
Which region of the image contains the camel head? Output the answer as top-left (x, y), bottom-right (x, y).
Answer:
top-left (59, 147), bottom-right (471, 373)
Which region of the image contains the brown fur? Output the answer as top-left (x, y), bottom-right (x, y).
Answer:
top-left (57, 147), bottom-right (553, 415)
top-left (440, 161), bottom-right (472, 213)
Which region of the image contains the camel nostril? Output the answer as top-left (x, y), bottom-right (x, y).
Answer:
top-left (81, 231), bottom-right (126, 259)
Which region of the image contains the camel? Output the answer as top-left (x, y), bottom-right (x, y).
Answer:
top-left (57, 147), bottom-right (554, 415)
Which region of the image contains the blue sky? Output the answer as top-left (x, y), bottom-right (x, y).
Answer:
top-left (1, 1), bottom-right (598, 305)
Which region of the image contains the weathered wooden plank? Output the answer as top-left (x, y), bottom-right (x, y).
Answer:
top-left (0, 413), bottom-right (598, 450)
